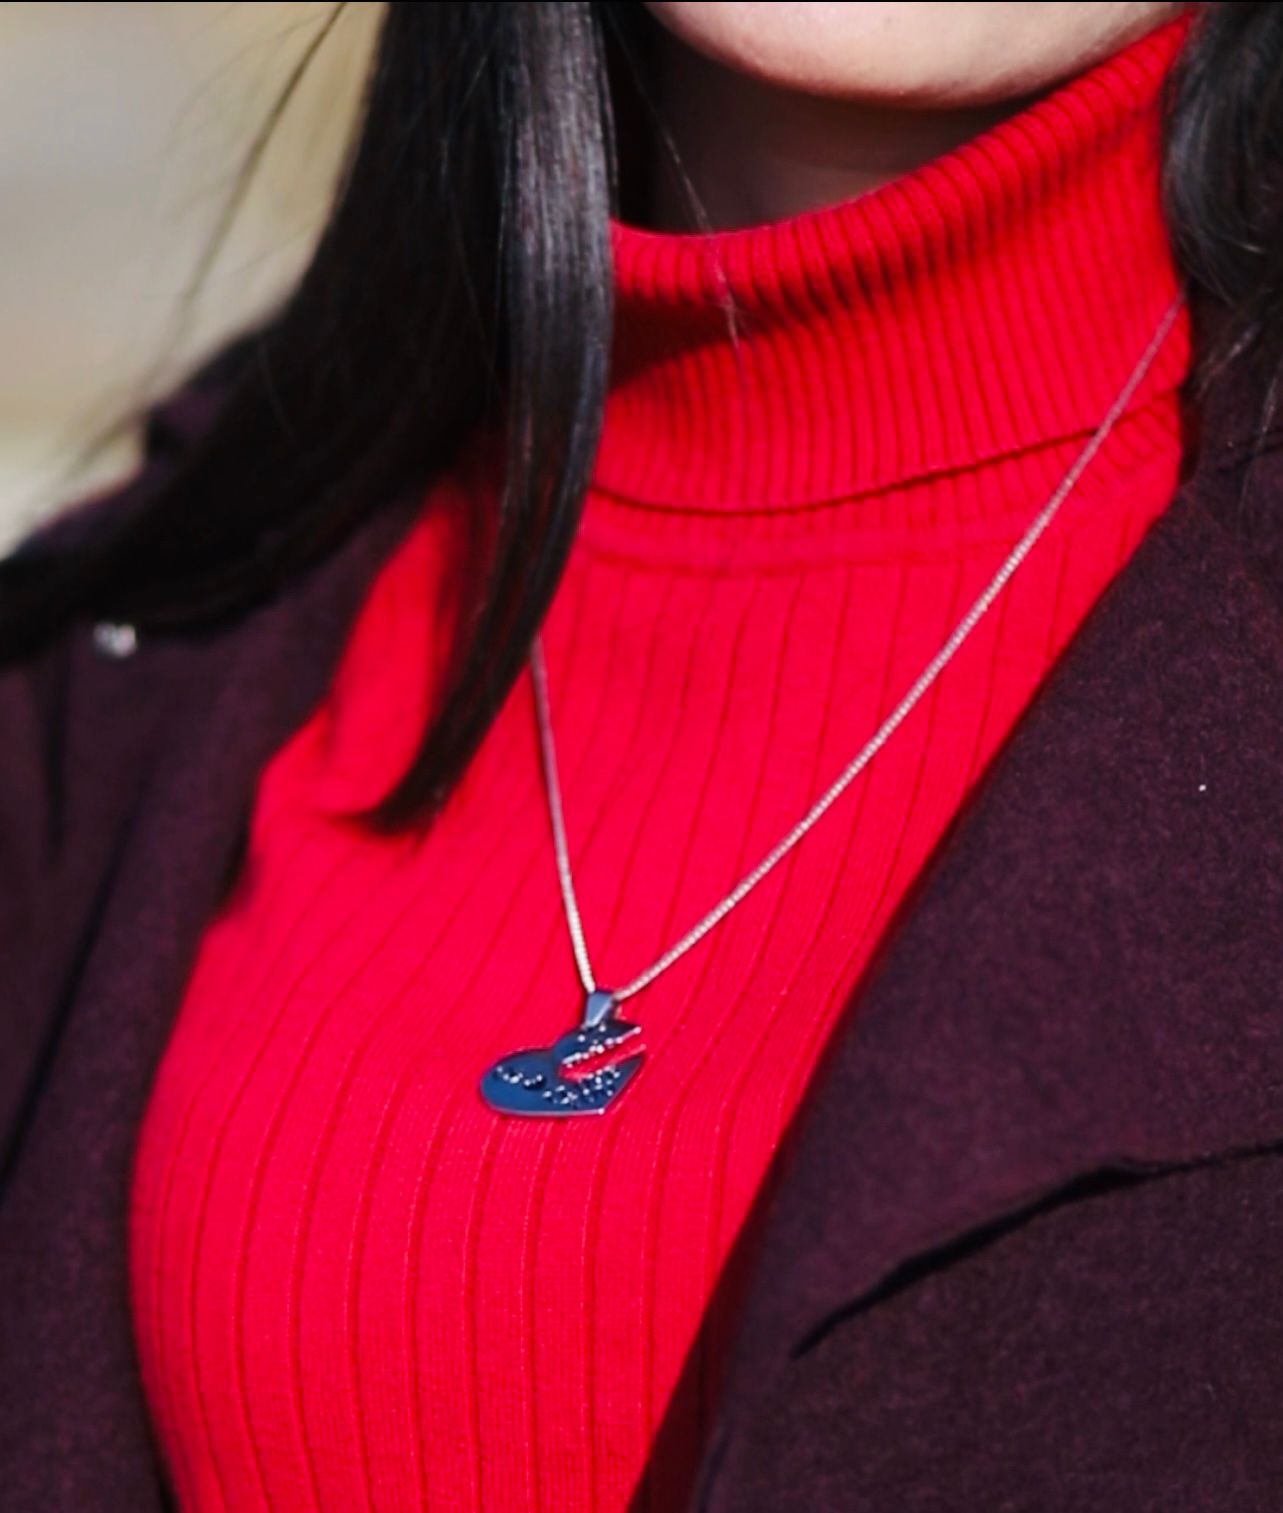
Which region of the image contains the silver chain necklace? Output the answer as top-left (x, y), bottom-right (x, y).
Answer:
top-left (479, 291), bottom-right (1185, 1118)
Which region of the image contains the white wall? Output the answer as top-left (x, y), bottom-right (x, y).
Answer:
top-left (0, 1), bottom-right (378, 550)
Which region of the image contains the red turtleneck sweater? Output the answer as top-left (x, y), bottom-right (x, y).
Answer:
top-left (128, 14), bottom-right (1194, 1510)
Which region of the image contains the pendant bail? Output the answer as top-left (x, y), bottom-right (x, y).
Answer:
top-left (582, 988), bottom-right (616, 1029)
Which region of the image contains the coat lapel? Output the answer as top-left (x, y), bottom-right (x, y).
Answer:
top-left (692, 343), bottom-right (1283, 1506)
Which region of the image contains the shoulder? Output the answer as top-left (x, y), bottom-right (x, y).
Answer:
top-left (0, 356), bottom-right (220, 907)
top-left (0, 335), bottom-right (252, 877)
top-left (0, 330), bottom-right (437, 895)
top-left (8, 331), bottom-right (252, 561)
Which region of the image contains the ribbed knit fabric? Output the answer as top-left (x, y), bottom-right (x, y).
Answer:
top-left (127, 13), bottom-right (1194, 1510)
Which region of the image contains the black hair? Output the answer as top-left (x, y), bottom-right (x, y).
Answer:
top-left (1, 0), bottom-right (1279, 833)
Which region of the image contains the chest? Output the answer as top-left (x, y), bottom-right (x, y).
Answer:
top-left (125, 458), bottom-right (1174, 1510)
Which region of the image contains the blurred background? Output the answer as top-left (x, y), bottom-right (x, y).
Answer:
top-left (0, 1), bottom-right (379, 551)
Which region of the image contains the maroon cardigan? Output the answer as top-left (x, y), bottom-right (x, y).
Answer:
top-left (5, 298), bottom-right (1283, 1510)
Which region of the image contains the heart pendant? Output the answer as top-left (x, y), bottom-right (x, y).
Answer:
top-left (479, 989), bottom-right (644, 1117)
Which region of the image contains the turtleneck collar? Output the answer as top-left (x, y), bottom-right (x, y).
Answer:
top-left (588, 9), bottom-right (1194, 514)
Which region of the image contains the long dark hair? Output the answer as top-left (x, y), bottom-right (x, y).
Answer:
top-left (1, 0), bottom-right (1279, 833)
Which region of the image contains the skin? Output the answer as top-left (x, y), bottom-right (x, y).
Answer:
top-left (641, 2), bottom-right (1191, 230)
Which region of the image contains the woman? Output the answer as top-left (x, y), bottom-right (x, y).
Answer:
top-left (3, 1), bottom-right (1283, 1507)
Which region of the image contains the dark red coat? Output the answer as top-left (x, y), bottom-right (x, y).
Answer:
top-left (5, 300), bottom-right (1283, 1510)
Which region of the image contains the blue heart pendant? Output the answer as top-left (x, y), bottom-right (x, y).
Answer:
top-left (480, 989), bottom-right (644, 1117)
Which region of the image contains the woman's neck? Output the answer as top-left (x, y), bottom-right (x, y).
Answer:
top-left (588, 11), bottom-right (1194, 513)
top-left (646, 28), bottom-right (1087, 232)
